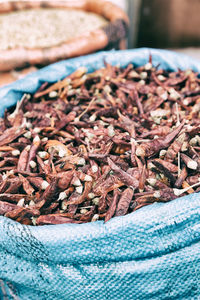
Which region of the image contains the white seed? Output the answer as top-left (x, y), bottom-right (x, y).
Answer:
top-left (131, 137), bottom-right (137, 144)
top-left (185, 124), bottom-right (193, 131)
top-left (99, 120), bottom-right (109, 126)
top-left (88, 192), bottom-right (95, 199)
top-left (91, 165), bottom-right (98, 173)
top-left (80, 208), bottom-right (87, 214)
top-left (189, 137), bottom-right (198, 146)
top-left (49, 91), bottom-right (58, 98)
top-left (84, 137), bottom-right (89, 144)
top-left (189, 136), bottom-right (200, 146)
top-left (91, 214), bottom-right (99, 222)
top-left (76, 185), bottom-right (83, 194)
top-left (44, 160), bottom-right (49, 165)
top-left (42, 137), bottom-right (48, 142)
top-left (144, 62), bottom-right (152, 70)
top-left (159, 149), bottom-right (167, 158)
top-left (147, 162), bottom-right (155, 170)
top-left (139, 79), bottom-right (145, 85)
top-left (187, 160), bottom-right (198, 170)
top-left (87, 132), bottom-right (95, 140)
top-left (24, 111), bottom-right (31, 117)
top-left (160, 174), bottom-right (165, 179)
top-left (74, 117), bottom-right (80, 122)
top-left (73, 179), bottom-right (82, 186)
top-left (45, 113), bottom-right (51, 118)
top-left (151, 109), bottom-right (169, 118)
top-left (67, 88), bottom-right (74, 96)
top-left (94, 89), bottom-right (99, 96)
top-left (26, 122), bottom-right (32, 129)
top-left (38, 151), bottom-right (48, 159)
top-left (189, 136), bottom-right (198, 146)
top-left (140, 72), bottom-right (147, 79)
top-left (128, 70), bottom-right (139, 78)
top-left (147, 178), bottom-right (157, 186)
top-left (41, 180), bottom-right (49, 190)
top-left (153, 191), bottom-right (161, 198)
top-left (33, 135), bottom-right (40, 143)
top-left (20, 118), bottom-right (28, 129)
top-left (2, 174), bottom-right (7, 180)
top-left (154, 118), bottom-right (161, 125)
top-left (183, 99), bottom-right (189, 106)
top-left (108, 125), bottom-right (115, 137)
top-left (169, 88), bottom-right (180, 100)
top-left (17, 198), bottom-right (25, 207)
top-left (58, 191), bottom-right (67, 200)
top-left (12, 149), bottom-right (20, 156)
top-left (61, 201), bottom-right (68, 210)
top-left (173, 188), bottom-right (182, 196)
top-left (82, 75), bottom-right (87, 81)
top-left (77, 158), bottom-right (86, 166)
top-left (92, 197), bottom-right (100, 205)
top-left (2, 170), bottom-right (14, 179)
top-left (58, 149), bottom-right (67, 158)
top-left (31, 217), bottom-right (37, 226)
top-left (29, 160), bottom-right (36, 168)
top-left (160, 91), bottom-right (168, 100)
top-left (104, 85), bottom-right (112, 93)
top-left (181, 142), bottom-right (188, 152)
top-left (136, 146), bottom-right (145, 157)
top-left (155, 174), bottom-right (161, 180)
top-left (89, 114), bottom-right (96, 122)
top-left (24, 131), bottom-right (32, 139)
top-left (157, 75), bottom-right (166, 81)
top-left (84, 175), bottom-right (93, 182)
top-left (94, 125), bottom-right (98, 130)
top-left (33, 127), bottom-right (41, 133)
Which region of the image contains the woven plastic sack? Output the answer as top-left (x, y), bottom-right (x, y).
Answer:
top-left (0, 48), bottom-right (200, 300)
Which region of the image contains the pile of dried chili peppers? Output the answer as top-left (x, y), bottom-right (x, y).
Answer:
top-left (0, 60), bottom-right (200, 225)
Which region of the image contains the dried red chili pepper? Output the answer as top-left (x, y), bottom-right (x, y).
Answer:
top-left (0, 60), bottom-right (199, 225)
top-left (115, 188), bottom-right (134, 217)
top-left (105, 190), bottom-right (119, 222)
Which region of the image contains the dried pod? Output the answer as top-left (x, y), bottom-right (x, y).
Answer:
top-left (0, 61), bottom-right (199, 225)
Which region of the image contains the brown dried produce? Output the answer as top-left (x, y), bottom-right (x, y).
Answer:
top-left (0, 60), bottom-right (199, 225)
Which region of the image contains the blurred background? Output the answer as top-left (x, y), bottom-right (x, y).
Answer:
top-left (0, 0), bottom-right (200, 86)
top-left (111, 0), bottom-right (200, 60)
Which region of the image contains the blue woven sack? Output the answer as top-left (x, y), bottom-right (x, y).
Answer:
top-left (0, 48), bottom-right (200, 300)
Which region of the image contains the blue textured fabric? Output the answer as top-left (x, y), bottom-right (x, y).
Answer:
top-left (0, 48), bottom-right (200, 300)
